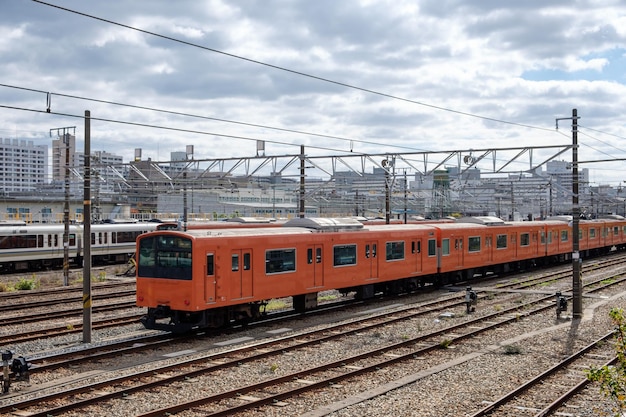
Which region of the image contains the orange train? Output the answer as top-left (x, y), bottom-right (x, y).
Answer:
top-left (135, 215), bottom-right (626, 332)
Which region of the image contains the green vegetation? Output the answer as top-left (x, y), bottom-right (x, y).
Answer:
top-left (439, 339), bottom-right (452, 349)
top-left (586, 308), bottom-right (626, 416)
top-left (14, 277), bottom-right (37, 290)
top-left (265, 299), bottom-right (289, 311)
top-left (503, 344), bottom-right (522, 355)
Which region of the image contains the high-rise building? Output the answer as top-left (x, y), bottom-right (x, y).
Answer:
top-left (0, 138), bottom-right (48, 193)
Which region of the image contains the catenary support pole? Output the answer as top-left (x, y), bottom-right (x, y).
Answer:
top-left (83, 110), bottom-right (92, 343)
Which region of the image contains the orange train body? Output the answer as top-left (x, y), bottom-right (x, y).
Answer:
top-left (136, 216), bottom-right (626, 332)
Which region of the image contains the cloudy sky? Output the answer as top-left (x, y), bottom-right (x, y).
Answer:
top-left (1, 0), bottom-right (626, 185)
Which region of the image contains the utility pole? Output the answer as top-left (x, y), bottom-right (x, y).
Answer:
top-left (50, 126), bottom-right (76, 286)
top-left (83, 111), bottom-right (92, 343)
top-left (556, 109), bottom-right (582, 318)
top-left (299, 145), bottom-right (305, 218)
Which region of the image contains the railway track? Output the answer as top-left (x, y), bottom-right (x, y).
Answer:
top-left (1, 271), bottom-right (623, 416)
top-left (469, 332), bottom-right (617, 417)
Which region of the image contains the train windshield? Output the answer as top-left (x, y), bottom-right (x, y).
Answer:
top-left (137, 234), bottom-right (192, 280)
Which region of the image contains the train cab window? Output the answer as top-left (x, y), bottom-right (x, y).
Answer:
top-left (265, 249), bottom-right (296, 274)
top-left (440, 238), bottom-right (449, 256)
top-left (589, 228), bottom-right (596, 239)
top-left (333, 245), bottom-right (356, 266)
top-left (520, 233), bottom-right (530, 247)
top-left (496, 234), bottom-right (507, 249)
top-left (386, 241), bottom-right (404, 261)
top-left (138, 235), bottom-right (192, 280)
top-left (561, 230), bottom-right (569, 242)
top-left (411, 241), bottom-right (421, 254)
top-left (243, 253), bottom-right (251, 270)
top-left (308, 248), bottom-right (313, 264)
top-left (232, 254), bottom-right (239, 271)
top-left (468, 236), bottom-right (481, 253)
top-left (207, 254), bottom-right (214, 275)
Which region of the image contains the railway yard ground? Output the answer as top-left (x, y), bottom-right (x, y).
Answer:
top-left (0, 260), bottom-right (625, 416)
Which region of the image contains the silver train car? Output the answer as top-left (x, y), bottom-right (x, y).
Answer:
top-left (0, 222), bottom-right (160, 272)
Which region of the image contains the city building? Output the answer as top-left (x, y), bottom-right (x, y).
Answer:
top-left (0, 138), bottom-right (48, 193)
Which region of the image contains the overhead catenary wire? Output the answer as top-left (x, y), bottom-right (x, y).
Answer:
top-left (31, 0), bottom-right (556, 133)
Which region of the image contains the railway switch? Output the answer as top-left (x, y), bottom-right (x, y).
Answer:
top-left (556, 292), bottom-right (568, 319)
top-left (465, 287), bottom-right (477, 313)
top-left (1, 350), bottom-right (12, 394)
top-left (10, 356), bottom-right (31, 384)
top-left (0, 351), bottom-right (30, 394)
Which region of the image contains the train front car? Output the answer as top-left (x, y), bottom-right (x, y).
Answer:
top-left (135, 230), bottom-right (199, 332)
top-left (135, 226), bottom-right (315, 333)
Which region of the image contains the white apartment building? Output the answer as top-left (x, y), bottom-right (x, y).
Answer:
top-left (0, 138), bottom-right (48, 193)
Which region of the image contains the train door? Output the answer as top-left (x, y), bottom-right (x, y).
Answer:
top-left (305, 245), bottom-right (324, 288)
top-left (410, 239), bottom-right (422, 273)
top-left (453, 236), bottom-right (464, 268)
top-left (510, 232), bottom-right (518, 259)
top-left (205, 253), bottom-right (216, 303)
top-left (230, 249), bottom-right (253, 299)
top-left (485, 234), bottom-right (493, 263)
top-left (365, 241), bottom-right (379, 279)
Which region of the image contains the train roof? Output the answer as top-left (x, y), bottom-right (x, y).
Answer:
top-left (456, 216), bottom-right (506, 225)
top-left (283, 217), bottom-right (364, 231)
top-left (225, 216), bottom-right (277, 223)
top-left (177, 227), bottom-right (314, 238)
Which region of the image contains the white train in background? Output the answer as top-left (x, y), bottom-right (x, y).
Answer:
top-left (0, 221), bottom-right (160, 272)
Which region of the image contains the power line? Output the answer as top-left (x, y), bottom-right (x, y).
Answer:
top-left (0, 103), bottom-right (384, 156)
top-left (32, 0), bottom-right (555, 133)
top-left (0, 83), bottom-right (431, 153)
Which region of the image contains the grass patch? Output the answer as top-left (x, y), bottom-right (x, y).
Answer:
top-left (265, 299), bottom-right (289, 311)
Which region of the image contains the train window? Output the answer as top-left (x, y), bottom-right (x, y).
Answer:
top-left (316, 247), bottom-right (322, 263)
top-left (440, 238), bottom-right (449, 256)
top-left (365, 244), bottom-right (370, 259)
top-left (468, 236), bottom-right (481, 252)
top-left (561, 230), bottom-right (568, 242)
top-left (411, 241), bottom-right (421, 254)
top-left (333, 245), bottom-right (356, 266)
top-left (265, 249), bottom-right (296, 274)
top-left (116, 231), bottom-right (141, 243)
top-left (37, 235), bottom-right (43, 247)
top-left (520, 233), bottom-right (530, 247)
top-left (308, 248), bottom-right (313, 264)
top-left (47, 234), bottom-right (52, 247)
top-left (496, 234), bottom-right (507, 249)
top-left (68, 233), bottom-right (76, 247)
top-left (371, 244), bottom-right (377, 258)
top-left (137, 235), bottom-right (192, 280)
top-left (540, 231), bottom-right (546, 244)
top-left (243, 253), bottom-right (251, 270)
top-left (386, 241), bottom-right (404, 261)
top-left (207, 254), bottom-right (214, 275)
top-left (232, 254), bottom-right (239, 271)
top-left (614, 226), bottom-right (619, 236)
top-left (589, 228), bottom-right (596, 238)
